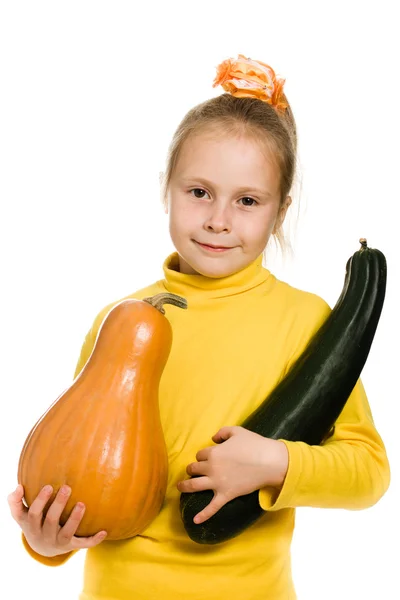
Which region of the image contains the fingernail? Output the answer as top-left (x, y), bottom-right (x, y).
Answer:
top-left (15, 484), bottom-right (21, 494)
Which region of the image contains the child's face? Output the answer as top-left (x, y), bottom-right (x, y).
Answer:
top-left (166, 128), bottom-right (291, 276)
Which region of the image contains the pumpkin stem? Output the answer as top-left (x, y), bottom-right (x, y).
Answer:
top-left (359, 238), bottom-right (368, 249)
top-left (142, 293), bottom-right (188, 315)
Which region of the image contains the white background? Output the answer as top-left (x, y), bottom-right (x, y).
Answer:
top-left (1, 1), bottom-right (399, 599)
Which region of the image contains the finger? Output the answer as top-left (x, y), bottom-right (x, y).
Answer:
top-left (57, 502), bottom-right (92, 547)
top-left (212, 426), bottom-right (236, 443)
top-left (26, 485), bottom-right (55, 536)
top-left (42, 485), bottom-right (72, 541)
top-left (186, 461), bottom-right (209, 477)
top-left (69, 529), bottom-right (108, 550)
top-left (177, 476), bottom-right (212, 493)
top-left (195, 446), bottom-right (214, 461)
top-left (193, 493), bottom-right (227, 524)
top-left (7, 484), bottom-right (28, 524)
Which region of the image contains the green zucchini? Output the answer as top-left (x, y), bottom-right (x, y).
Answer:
top-left (180, 239), bottom-right (387, 544)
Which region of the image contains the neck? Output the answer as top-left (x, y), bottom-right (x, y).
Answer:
top-left (159, 251), bottom-right (273, 303)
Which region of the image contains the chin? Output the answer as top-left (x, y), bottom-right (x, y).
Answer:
top-left (190, 256), bottom-right (243, 278)
top-left (197, 264), bottom-right (232, 277)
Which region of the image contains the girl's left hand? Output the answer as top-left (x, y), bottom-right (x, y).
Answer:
top-left (176, 426), bottom-right (289, 524)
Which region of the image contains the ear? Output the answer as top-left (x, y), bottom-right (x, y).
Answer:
top-left (273, 196), bottom-right (292, 234)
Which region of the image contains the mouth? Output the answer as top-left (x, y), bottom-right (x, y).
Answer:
top-left (194, 240), bottom-right (234, 252)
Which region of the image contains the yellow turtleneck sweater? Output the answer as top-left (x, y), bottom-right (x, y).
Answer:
top-left (21, 251), bottom-right (390, 600)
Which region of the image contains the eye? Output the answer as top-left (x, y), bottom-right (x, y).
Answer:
top-left (189, 188), bottom-right (209, 199)
top-left (188, 189), bottom-right (258, 206)
top-left (239, 197), bottom-right (258, 207)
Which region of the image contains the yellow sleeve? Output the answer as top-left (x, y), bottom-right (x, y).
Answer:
top-left (258, 292), bottom-right (390, 512)
top-left (259, 377), bottom-right (391, 511)
top-left (73, 297), bottom-right (123, 379)
top-left (21, 533), bottom-right (77, 566)
top-left (73, 323), bottom-right (97, 379)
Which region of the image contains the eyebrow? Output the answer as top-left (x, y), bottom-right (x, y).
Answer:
top-left (180, 176), bottom-right (273, 198)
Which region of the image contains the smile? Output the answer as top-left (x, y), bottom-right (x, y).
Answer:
top-left (194, 241), bottom-right (234, 253)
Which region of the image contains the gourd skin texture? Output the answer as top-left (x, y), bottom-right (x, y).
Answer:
top-left (180, 240), bottom-right (387, 544)
top-left (18, 295), bottom-right (186, 541)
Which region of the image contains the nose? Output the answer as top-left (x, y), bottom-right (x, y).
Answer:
top-left (204, 201), bottom-right (232, 233)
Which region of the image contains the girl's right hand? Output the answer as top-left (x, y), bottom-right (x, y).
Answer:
top-left (7, 484), bottom-right (108, 558)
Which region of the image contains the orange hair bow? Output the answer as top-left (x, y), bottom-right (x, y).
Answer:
top-left (212, 53), bottom-right (288, 112)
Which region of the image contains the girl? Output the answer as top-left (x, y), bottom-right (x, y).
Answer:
top-left (8, 54), bottom-right (390, 600)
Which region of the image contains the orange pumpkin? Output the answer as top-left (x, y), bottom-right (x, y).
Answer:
top-left (17, 292), bottom-right (187, 540)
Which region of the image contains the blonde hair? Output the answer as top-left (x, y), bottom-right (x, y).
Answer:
top-left (160, 92), bottom-right (299, 263)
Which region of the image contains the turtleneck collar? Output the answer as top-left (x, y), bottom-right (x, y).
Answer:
top-left (160, 251), bottom-right (271, 300)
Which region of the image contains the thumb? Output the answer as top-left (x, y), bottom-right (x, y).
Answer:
top-left (212, 426), bottom-right (237, 443)
top-left (193, 492), bottom-right (227, 524)
top-left (8, 484), bottom-right (24, 502)
top-left (7, 484), bottom-right (26, 522)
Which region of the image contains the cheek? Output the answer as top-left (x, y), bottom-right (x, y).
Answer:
top-left (239, 214), bottom-right (274, 238)
top-left (169, 204), bottom-right (197, 234)
top-left (172, 198), bottom-right (202, 222)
